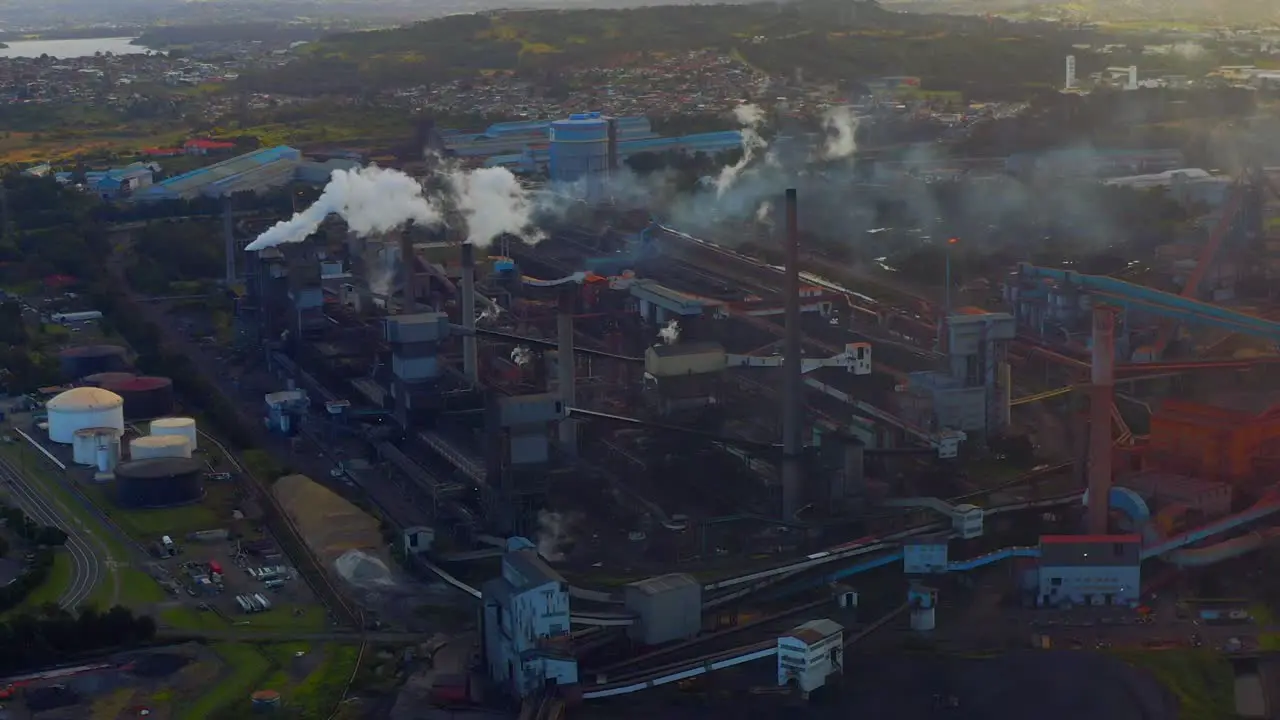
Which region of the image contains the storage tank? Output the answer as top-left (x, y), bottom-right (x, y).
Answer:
top-left (59, 345), bottom-right (129, 380)
top-left (251, 689), bottom-right (282, 712)
top-left (549, 113), bottom-right (610, 187)
top-left (81, 371), bottom-right (136, 387)
top-left (114, 457), bottom-right (204, 508)
top-left (96, 435), bottom-right (121, 473)
top-left (72, 427), bottom-right (119, 466)
top-left (101, 376), bottom-right (174, 420)
top-left (150, 417), bottom-right (198, 451)
top-left (46, 387), bottom-right (125, 444)
top-left (129, 434), bottom-right (191, 460)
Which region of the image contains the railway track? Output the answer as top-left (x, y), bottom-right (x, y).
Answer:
top-left (0, 450), bottom-right (102, 610)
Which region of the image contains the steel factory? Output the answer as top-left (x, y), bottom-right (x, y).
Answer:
top-left (25, 104), bottom-right (1280, 714)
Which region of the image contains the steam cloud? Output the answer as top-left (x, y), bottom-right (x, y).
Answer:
top-left (246, 163), bottom-right (547, 252)
top-left (535, 510), bottom-right (571, 562)
top-left (716, 103), bottom-right (770, 197)
top-left (820, 105), bottom-right (859, 161)
top-left (657, 319), bottom-right (681, 345)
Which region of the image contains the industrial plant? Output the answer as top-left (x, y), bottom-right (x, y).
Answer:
top-left (23, 101), bottom-right (1280, 714)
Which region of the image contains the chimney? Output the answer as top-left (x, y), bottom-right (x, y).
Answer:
top-left (1087, 306), bottom-right (1115, 534)
top-left (222, 195), bottom-right (235, 285)
top-left (461, 242), bottom-right (478, 384)
top-left (782, 188), bottom-right (803, 518)
top-left (606, 117), bottom-right (620, 175)
top-left (400, 222), bottom-right (416, 314)
top-left (557, 287), bottom-right (577, 456)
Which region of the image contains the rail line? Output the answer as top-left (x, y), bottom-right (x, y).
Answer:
top-left (0, 433), bottom-right (102, 610)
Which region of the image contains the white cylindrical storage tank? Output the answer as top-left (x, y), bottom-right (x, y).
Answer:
top-left (46, 387), bottom-right (125, 445)
top-left (72, 427), bottom-right (117, 465)
top-left (149, 417), bottom-right (198, 451)
top-left (96, 436), bottom-right (121, 473)
top-left (129, 434), bottom-right (191, 460)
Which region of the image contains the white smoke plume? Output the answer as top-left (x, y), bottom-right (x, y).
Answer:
top-left (510, 345), bottom-right (532, 367)
top-left (535, 510), bottom-right (571, 562)
top-left (245, 165), bottom-right (441, 251)
top-left (715, 103), bottom-right (769, 197)
top-left (820, 105), bottom-right (860, 161)
top-left (247, 163), bottom-right (547, 252)
top-left (657, 319), bottom-right (681, 345)
top-left (446, 166), bottom-right (545, 247)
top-left (755, 200), bottom-right (774, 226)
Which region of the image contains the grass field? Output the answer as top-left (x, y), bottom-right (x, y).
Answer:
top-left (185, 641), bottom-right (361, 720)
top-left (1113, 649), bottom-right (1234, 719)
top-left (160, 604), bottom-right (328, 634)
top-left (186, 643), bottom-right (273, 720)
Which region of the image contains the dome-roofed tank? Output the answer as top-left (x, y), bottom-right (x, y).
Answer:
top-left (101, 376), bottom-right (174, 420)
top-left (47, 387), bottom-right (125, 444)
top-left (113, 457), bottom-right (203, 508)
top-left (129, 434), bottom-right (191, 460)
top-left (72, 427), bottom-right (120, 466)
top-left (81, 371), bottom-right (137, 388)
top-left (59, 345), bottom-right (129, 380)
top-left (149, 417), bottom-right (197, 451)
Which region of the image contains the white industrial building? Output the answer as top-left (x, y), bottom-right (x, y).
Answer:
top-left (482, 538), bottom-right (579, 699)
top-left (46, 387), bottom-right (125, 444)
top-left (776, 619), bottom-right (844, 695)
top-left (1103, 168), bottom-right (1234, 207)
top-left (1037, 534), bottom-right (1142, 607)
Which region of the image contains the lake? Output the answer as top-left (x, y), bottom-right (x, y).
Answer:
top-left (0, 37), bottom-right (158, 59)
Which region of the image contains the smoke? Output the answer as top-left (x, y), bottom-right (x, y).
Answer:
top-left (446, 166), bottom-right (544, 246)
top-left (510, 345), bottom-right (532, 366)
top-left (247, 163), bottom-right (548, 252)
top-left (657, 319), bottom-right (681, 345)
top-left (715, 103), bottom-right (769, 197)
top-left (755, 200), bottom-right (774, 226)
top-left (246, 165), bottom-right (440, 251)
top-left (820, 105), bottom-right (859, 161)
top-left (535, 510), bottom-right (571, 562)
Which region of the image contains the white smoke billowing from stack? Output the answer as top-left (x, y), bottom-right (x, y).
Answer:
top-left (246, 165), bottom-right (442, 251)
top-left (510, 345), bottom-right (532, 367)
top-left (657, 319), bottom-right (681, 345)
top-left (246, 162), bottom-right (549, 252)
top-left (820, 105), bottom-right (859, 161)
top-left (715, 104), bottom-right (770, 197)
top-left (535, 509), bottom-right (571, 562)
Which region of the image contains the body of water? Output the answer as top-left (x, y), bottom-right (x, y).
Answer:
top-left (0, 37), bottom-right (157, 59)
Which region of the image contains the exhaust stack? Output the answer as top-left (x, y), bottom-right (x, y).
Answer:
top-left (782, 188), bottom-right (803, 518)
top-left (606, 117), bottom-right (620, 175)
top-left (461, 242), bottom-right (478, 384)
top-left (557, 287), bottom-right (577, 456)
top-left (1087, 306), bottom-right (1115, 534)
top-left (400, 222), bottom-right (416, 314)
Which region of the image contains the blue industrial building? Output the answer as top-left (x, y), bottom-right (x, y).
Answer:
top-left (482, 537), bottom-right (579, 699)
top-left (133, 146), bottom-right (303, 201)
top-left (548, 112), bottom-right (612, 194)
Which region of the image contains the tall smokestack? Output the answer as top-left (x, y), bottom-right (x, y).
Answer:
top-left (223, 195), bottom-right (235, 285)
top-left (1065, 55), bottom-right (1076, 89)
top-left (782, 188), bottom-right (803, 518)
top-left (461, 242), bottom-right (478, 384)
top-left (1087, 306), bottom-right (1115, 534)
top-left (557, 287), bottom-right (577, 456)
top-left (606, 117), bottom-right (619, 175)
top-left (400, 222), bottom-right (415, 315)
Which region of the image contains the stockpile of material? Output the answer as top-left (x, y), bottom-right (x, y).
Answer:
top-left (272, 474), bottom-right (383, 570)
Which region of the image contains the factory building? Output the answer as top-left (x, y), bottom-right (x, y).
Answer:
top-left (776, 619), bottom-right (843, 695)
top-left (133, 146), bottom-right (303, 201)
top-left (1120, 471), bottom-right (1233, 521)
top-left (643, 342), bottom-right (726, 415)
top-left (623, 574), bottom-right (702, 646)
top-left (1036, 534), bottom-right (1141, 607)
top-left (482, 538), bottom-right (579, 700)
top-left (898, 309), bottom-right (1014, 439)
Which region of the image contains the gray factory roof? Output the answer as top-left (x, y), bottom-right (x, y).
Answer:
top-left (505, 549), bottom-right (565, 591)
top-left (650, 341), bottom-right (723, 358)
top-left (786, 618), bottom-right (844, 646)
top-left (627, 573), bottom-right (698, 595)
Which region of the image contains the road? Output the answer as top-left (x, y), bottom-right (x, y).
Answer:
top-left (0, 446), bottom-right (103, 610)
top-left (155, 628), bottom-right (420, 643)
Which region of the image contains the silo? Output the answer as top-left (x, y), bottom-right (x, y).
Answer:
top-left (46, 387), bottom-right (126, 444)
top-left (96, 435), bottom-right (121, 473)
top-left (114, 457), bottom-right (203, 508)
top-left (101, 376), bottom-right (174, 420)
top-left (251, 689), bottom-right (282, 713)
top-left (82, 371), bottom-right (137, 388)
top-left (129, 434), bottom-right (191, 460)
top-left (150, 417), bottom-right (198, 451)
top-left (549, 112), bottom-right (610, 194)
top-left (59, 345), bottom-right (129, 380)
top-left (72, 427), bottom-right (119, 466)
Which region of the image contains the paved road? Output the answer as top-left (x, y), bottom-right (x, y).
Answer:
top-left (0, 446), bottom-right (103, 610)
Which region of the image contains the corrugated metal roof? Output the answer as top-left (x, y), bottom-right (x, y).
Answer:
top-left (505, 549), bottom-right (564, 590)
top-left (627, 573), bottom-right (697, 595)
top-left (144, 146), bottom-right (300, 196)
top-left (785, 618), bottom-right (843, 646)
